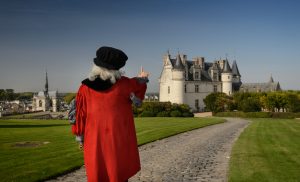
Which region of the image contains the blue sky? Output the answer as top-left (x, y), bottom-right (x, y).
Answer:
top-left (0, 0), bottom-right (299, 92)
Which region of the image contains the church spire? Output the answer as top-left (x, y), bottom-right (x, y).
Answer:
top-left (269, 74), bottom-right (274, 83)
top-left (45, 70), bottom-right (49, 93)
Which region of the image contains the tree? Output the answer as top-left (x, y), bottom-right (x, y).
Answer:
top-left (285, 93), bottom-right (300, 112)
top-left (239, 97), bottom-right (261, 112)
top-left (204, 92), bottom-right (229, 113)
top-left (16, 92), bottom-right (34, 101)
top-left (0, 89), bottom-right (5, 101)
top-left (64, 93), bottom-right (77, 104)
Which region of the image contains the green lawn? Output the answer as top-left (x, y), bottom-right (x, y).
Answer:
top-left (229, 118), bottom-right (300, 182)
top-left (0, 117), bottom-right (224, 182)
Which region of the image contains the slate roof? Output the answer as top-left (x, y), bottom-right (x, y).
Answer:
top-left (232, 60), bottom-right (241, 76)
top-left (222, 60), bottom-right (232, 73)
top-left (170, 54), bottom-right (185, 70)
top-left (239, 82), bottom-right (281, 92)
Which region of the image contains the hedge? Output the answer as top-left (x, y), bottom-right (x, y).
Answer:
top-left (214, 112), bottom-right (298, 119)
top-left (133, 101), bottom-right (194, 117)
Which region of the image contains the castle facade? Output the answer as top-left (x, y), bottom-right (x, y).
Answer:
top-left (159, 52), bottom-right (281, 111)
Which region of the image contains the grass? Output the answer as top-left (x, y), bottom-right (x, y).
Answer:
top-left (0, 117), bottom-right (224, 182)
top-left (229, 118), bottom-right (300, 182)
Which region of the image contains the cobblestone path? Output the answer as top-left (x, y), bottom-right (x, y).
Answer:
top-left (47, 118), bottom-right (249, 182)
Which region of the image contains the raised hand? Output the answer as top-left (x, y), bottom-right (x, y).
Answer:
top-left (138, 66), bottom-right (149, 78)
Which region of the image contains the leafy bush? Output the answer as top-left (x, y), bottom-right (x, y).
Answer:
top-left (245, 112), bottom-right (271, 118)
top-left (132, 101), bottom-right (193, 117)
top-left (239, 98), bottom-right (261, 112)
top-left (139, 111), bottom-right (155, 117)
top-left (170, 110), bottom-right (182, 117)
top-left (64, 93), bottom-right (76, 104)
top-left (271, 112), bottom-right (295, 119)
top-left (182, 112), bottom-right (194, 117)
top-left (293, 112), bottom-right (300, 118)
top-left (214, 112), bottom-right (295, 119)
top-left (156, 111), bottom-right (170, 117)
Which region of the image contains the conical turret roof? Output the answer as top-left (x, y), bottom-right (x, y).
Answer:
top-left (173, 53), bottom-right (185, 70)
top-left (222, 60), bottom-right (232, 73)
top-left (232, 60), bottom-right (240, 76)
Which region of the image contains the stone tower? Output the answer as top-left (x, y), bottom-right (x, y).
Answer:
top-left (221, 60), bottom-right (233, 95)
top-left (159, 52), bottom-right (173, 102)
top-left (171, 53), bottom-right (185, 104)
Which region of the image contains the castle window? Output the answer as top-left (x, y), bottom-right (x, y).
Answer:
top-left (184, 84), bottom-right (187, 93)
top-left (195, 99), bottom-right (199, 109)
top-left (213, 85), bottom-right (218, 93)
top-left (168, 86), bottom-right (170, 94)
top-left (228, 76), bottom-right (230, 79)
top-left (195, 72), bottom-right (199, 79)
top-left (213, 73), bottom-right (218, 81)
top-left (195, 85), bottom-right (199, 93)
top-left (39, 100), bottom-right (42, 107)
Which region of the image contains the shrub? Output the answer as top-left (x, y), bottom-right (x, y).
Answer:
top-left (170, 110), bottom-right (182, 117)
top-left (244, 112), bottom-right (271, 118)
top-left (239, 98), bottom-right (261, 112)
top-left (214, 111), bottom-right (296, 119)
top-left (139, 111), bottom-right (155, 117)
top-left (133, 101), bottom-right (193, 117)
top-left (293, 112), bottom-right (300, 118)
top-left (182, 112), bottom-right (194, 117)
top-left (271, 112), bottom-right (295, 119)
top-left (156, 111), bottom-right (170, 117)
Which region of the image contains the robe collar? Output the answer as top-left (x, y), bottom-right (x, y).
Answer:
top-left (82, 77), bottom-right (114, 91)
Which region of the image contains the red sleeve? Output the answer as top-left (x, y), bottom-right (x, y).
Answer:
top-left (130, 78), bottom-right (147, 100)
top-left (72, 85), bottom-right (87, 135)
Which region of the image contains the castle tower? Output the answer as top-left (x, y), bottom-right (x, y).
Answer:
top-left (171, 53), bottom-right (185, 104)
top-left (231, 60), bottom-right (242, 91)
top-left (221, 60), bottom-right (233, 95)
top-left (159, 51), bottom-right (173, 102)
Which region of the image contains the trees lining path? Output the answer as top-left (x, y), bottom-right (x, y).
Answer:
top-left (48, 118), bottom-right (249, 182)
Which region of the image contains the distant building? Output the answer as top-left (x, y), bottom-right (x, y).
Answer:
top-left (32, 72), bottom-right (60, 112)
top-left (144, 93), bottom-right (159, 102)
top-left (239, 76), bottom-right (281, 92)
top-left (159, 51), bottom-right (281, 111)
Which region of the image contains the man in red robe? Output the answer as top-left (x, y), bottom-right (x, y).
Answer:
top-left (72, 46), bottom-right (148, 182)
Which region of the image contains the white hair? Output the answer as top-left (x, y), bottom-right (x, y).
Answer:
top-left (88, 63), bottom-right (123, 84)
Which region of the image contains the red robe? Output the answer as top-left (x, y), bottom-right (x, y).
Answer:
top-left (72, 76), bottom-right (147, 182)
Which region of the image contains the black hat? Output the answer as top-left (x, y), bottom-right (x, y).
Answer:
top-left (93, 46), bottom-right (128, 70)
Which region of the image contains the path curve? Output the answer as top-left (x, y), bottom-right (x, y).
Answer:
top-left (47, 118), bottom-right (249, 182)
